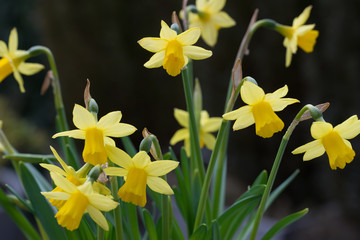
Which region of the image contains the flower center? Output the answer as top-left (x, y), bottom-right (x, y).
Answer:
top-left (251, 101), bottom-right (284, 138)
top-left (0, 57), bottom-right (14, 82)
top-left (118, 167), bottom-right (147, 207)
top-left (83, 127), bottom-right (107, 165)
top-left (322, 131), bottom-right (355, 170)
top-left (55, 190), bottom-right (88, 231)
top-left (163, 40), bottom-right (185, 76)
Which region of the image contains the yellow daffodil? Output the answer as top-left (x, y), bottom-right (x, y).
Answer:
top-left (40, 146), bottom-right (110, 209)
top-left (170, 108), bottom-right (222, 155)
top-left (138, 20), bottom-right (212, 76)
top-left (104, 145), bottom-right (179, 207)
top-left (223, 81), bottom-right (299, 138)
top-left (186, 0), bottom-right (236, 47)
top-left (275, 6), bottom-right (319, 67)
top-left (0, 28), bottom-right (44, 92)
top-left (292, 116), bottom-right (360, 170)
top-left (53, 104), bottom-right (136, 165)
top-left (41, 172), bottom-right (118, 231)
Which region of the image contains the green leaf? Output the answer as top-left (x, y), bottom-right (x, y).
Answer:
top-left (217, 185), bottom-right (265, 238)
top-left (251, 170), bottom-right (268, 187)
top-left (142, 209), bottom-right (158, 240)
top-left (121, 136), bottom-right (137, 157)
top-left (267, 169), bottom-right (300, 208)
top-left (207, 220), bottom-right (221, 240)
top-left (23, 163), bottom-right (51, 192)
top-left (5, 184), bottom-right (33, 212)
top-left (190, 224), bottom-right (207, 240)
top-left (0, 187), bottom-right (41, 240)
top-left (19, 162), bottom-right (67, 240)
top-left (262, 208), bottom-right (308, 240)
top-left (4, 153), bottom-right (56, 163)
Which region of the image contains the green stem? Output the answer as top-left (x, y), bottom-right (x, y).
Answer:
top-left (97, 225), bottom-right (105, 240)
top-left (181, 67), bottom-right (205, 184)
top-left (0, 128), bottom-right (20, 174)
top-left (109, 162), bottom-right (124, 240)
top-left (27, 46), bottom-right (79, 168)
top-left (249, 105), bottom-right (313, 240)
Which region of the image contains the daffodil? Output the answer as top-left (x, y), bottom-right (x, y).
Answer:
top-left (292, 116), bottom-right (360, 170)
top-left (223, 81), bottom-right (299, 138)
top-left (170, 108), bottom-right (222, 155)
top-left (104, 145), bottom-right (179, 207)
top-left (40, 146), bottom-right (110, 209)
top-left (53, 104), bottom-right (136, 165)
top-left (41, 172), bottom-right (118, 231)
top-left (186, 0), bottom-right (236, 47)
top-left (275, 6), bottom-right (319, 67)
top-left (0, 28), bottom-right (44, 92)
top-left (138, 20), bottom-right (212, 76)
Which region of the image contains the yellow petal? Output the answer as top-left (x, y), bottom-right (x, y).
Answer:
top-left (147, 176), bottom-right (174, 195)
top-left (0, 40), bottom-right (8, 56)
top-left (102, 123), bottom-right (137, 138)
top-left (334, 115), bottom-right (360, 139)
top-left (132, 151), bottom-right (151, 168)
top-left (292, 139), bottom-right (324, 161)
top-left (97, 111), bottom-right (122, 129)
top-left (49, 146), bottom-right (73, 174)
top-left (293, 6), bottom-right (312, 28)
top-left (105, 145), bottom-right (132, 168)
top-left (196, 0), bottom-right (207, 9)
top-left (41, 191), bottom-right (70, 200)
top-left (177, 27), bottom-right (201, 46)
top-left (17, 62), bottom-right (44, 75)
top-left (52, 129), bottom-right (85, 139)
top-left (8, 28), bottom-right (18, 53)
top-left (232, 112), bottom-right (255, 131)
top-left (138, 37), bottom-right (167, 52)
top-left (311, 122), bottom-right (333, 139)
top-left (73, 104), bottom-right (96, 129)
top-left (160, 20), bottom-right (177, 40)
top-left (201, 22), bottom-right (218, 47)
top-left (12, 67), bottom-right (25, 93)
top-left (183, 46), bottom-right (212, 60)
top-left (296, 24), bottom-right (315, 36)
top-left (170, 128), bottom-right (189, 145)
top-left (144, 51), bottom-right (165, 68)
top-left (211, 12), bottom-right (236, 28)
top-left (202, 117), bottom-right (222, 132)
top-left (265, 85), bottom-right (288, 101)
top-left (86, 205), bottom-right (109, 231)
top-left (285, 45), bottom-right (292, 67)
top-left (201, 132), bottom-right (216, 149)
top-left (241, 81), bottom-right (265, 105)
top-left (174, 108), bottom-right (189, 127)
top-left (146, 160), bottom-right (179, 176)
top-left (50, 172), bottom-right (77, 193)
top-left (222, 105), bottom-right (252, 120)
top-left (88, 194), bottom-right (118, 211)
top-left (104, 136), bottom-right (115, 146)
top-left (40, 163), bottom-right (66, 176)
top-left (207, 0), bottom-right (226, 12)
top-left (104, 167), bottom-right (128, 176)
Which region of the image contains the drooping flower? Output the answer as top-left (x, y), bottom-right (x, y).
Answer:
top-left (53, 104), bottom-right (136, 165)
top-left (104, 145), bottom-right (179, 207)
top-left (170, 108), bottom-right (222, 155)
top-left (0, 28), bottom-right (44, 92)
top-left (41, 172), bottom-right (118, 231)
top-left (40, 146), bottom-right (110, 209)
top-left (186, 0), bottom-right (236, 47)
top-left (223, 81), bottom-right (299, 138)
top-left (138, 20), bottom-right (212, 76)
top-left (275, 6), bottom-right (319, 67)
top-left (292, 115), bottom-right (360, 170)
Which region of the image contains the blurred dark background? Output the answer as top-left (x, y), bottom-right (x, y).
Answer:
top-left (1, 0), bottom-right (360, 239)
